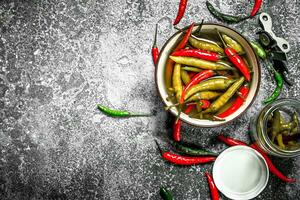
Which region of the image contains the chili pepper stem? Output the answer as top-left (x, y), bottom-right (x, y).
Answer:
top-left (194, 19), bottom-right (204, 36)
top-left (152, 24), bottom-right (158, 48)
top-left (215, 28), bottom-right (227, 47)
top-left (154, 140), bottom-right (163, 156)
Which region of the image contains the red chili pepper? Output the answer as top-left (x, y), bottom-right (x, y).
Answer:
top-left (152, 24), bottom-right (159, 65)
top-left (250, 0), bottom-right (263, 17)
top-left (171, 49), bottom-right (222, 61)
top-left (205, 172), bottom-right (220, 200)
top-left (216, 30), bottom-right (251, 81)
top-left (174, 22), bottom-right (195, 51)
top-left (173, 0), bottom-right (188, 25)
top-left (250, 144), bottom-right (296, 183)
top-left (217, 134), bottom-right (247, 146)
top-left (173, 105), bottom-right (194, 142)
top-left (155, 140), bottom-right (216, 165)
top-left (217, 84), bottom-right (249, 118)
top-left (180, 70), bottom-right (215, 103)
top-left (217, 135), bottom-right (296, 183)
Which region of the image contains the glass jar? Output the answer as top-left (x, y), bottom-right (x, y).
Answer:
top-left (250, 98), bottom-right (300, 157)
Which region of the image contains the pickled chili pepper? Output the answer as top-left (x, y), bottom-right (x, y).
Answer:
top-left (204, 77), bottom-right (245, 113)
top-left (205, 172), bottom-right (220, 200)
top-left (250, 0), bottom-right (263, 17)
top-left (182, 66), bottom-right (202, 72)
top-left (184, 78), bottom-right (236, 100)
top-left (180, 70), bottom-right (215, 103)
top-left (276, 134), bottom-right (286, 149)
top-left (155, 140), bottom-right (216, 165)
top-left (173, 63), bottom-right (183, 102)
top-left (271, 110), bottom-right (281, 142)
top-left (173, 105), bottom-right (194, 142)
top-left (160, 187), bottom-right (173, 200)
top-left (171, 49), bottom-right (223, 61)
top-left (173, 0), bottom-right (188, 25)
top-left (186, 91), bottom-right (222, 102)
top-left (216, 29), bottom-right (251, 81)
top-left (217, 84), bottom-right (249, 118)
top-left (217, 134), bottom-right (247, 146)
top-left (97, 104), bottom-right (152, 117)
top-left (172, 142), bottom-right (219, 156)
top-left (206, 1), bottom-right (250, 24)
top-left (250, 143), bottom-right (296, 183)
top-left (250, 41), bottom-right (267, 60)
top-left (222, 34), bottom-right (243, 54)
top-left (181, 69), bottom-right (190, 85)
top-left (217, 135), bottom-right (297, 183)
top-left (169, 56), bottom-right (234, 71)
top-left (263, 61), bottom-right (284, 104)
top-left (188, 36), bottom-right (224, 53)
top-left (152, 24), bottom-right (159, 65)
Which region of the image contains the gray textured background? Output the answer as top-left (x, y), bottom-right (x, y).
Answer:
top-left (0, 0), bottom-right (299, 199)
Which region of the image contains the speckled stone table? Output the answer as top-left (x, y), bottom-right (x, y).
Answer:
top-left (0, 0), bottom-right (299, 199)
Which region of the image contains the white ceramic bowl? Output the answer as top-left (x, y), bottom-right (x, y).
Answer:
top-left (155, 23), bottom-right (260, 127)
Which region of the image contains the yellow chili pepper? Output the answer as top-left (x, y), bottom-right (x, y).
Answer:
top-left (203, 77), bottom-right (245, 113)
top-left (181, 69), bottom-right (190, 85)
top-left (169, 56), bottom-right (233, 71)
top-left (271, 110), bottom-right (281, 142)
top-left (173, 63), bottom-right (183, 102)
top-left (184, 78), bottom-right (236, 100)
top-left (186, 91), bottom-right (222, 102)
top-left (188, 37), bottom-right (224, 53)
top-left (222, 34), bottom-right (244, 54)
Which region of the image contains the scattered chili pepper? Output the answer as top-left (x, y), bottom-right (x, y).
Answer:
top-left (250, 143), bottom-right (296, 183)
top-left (263, 70), bottom-right (283, 104)
top-left (205, 172), bottom-right (220, 200)
top-left (173, 0), bottom-right (188, 25)
top-left (180, 70), bottom-right (215, 103)
top-left (97, 104), bottom-right (151, 117)
top-left (173, 105), bottom-right (194, 142)
top-left (184, 78), bottom-right (236, 100)
top-left (172, 142), bottom-right (219, 156)
top-left (152, 24), bottom-right (159, 65)
top-left (216, 29), bottom-right (251, 81)
top-left (250, 41), bottom-right (267, 60)
top-left (160, 187), bottom-right (174, 200)
top-left (250, 0), bottom-right (263, 17)
top-left (217, 84), bottom-right (249, 118)
top-left (169, 56), bottom-right (234, 71)
top-left (173, 63), bottom-right (183, 102)
top-left (204, 77), bottom-right (245, 113)
top-left (188, 36), bottom-right (224, 53)
top-left (206, 1), bottom-right (250, 24)
top-left (155, 140), bottom-right (216, 165)
top-left (171, 49), bottom-right (223, 61)
top-left (217, 135), bottom-right (297, 183)
top-left (217, 134), bottom-right (247, 146)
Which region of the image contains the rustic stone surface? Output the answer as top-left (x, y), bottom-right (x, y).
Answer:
top-left (0, 0), bottom-right (299, 199)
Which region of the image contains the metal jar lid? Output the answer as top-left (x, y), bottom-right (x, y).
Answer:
top-left (213, 146), bottom-right (269, 200)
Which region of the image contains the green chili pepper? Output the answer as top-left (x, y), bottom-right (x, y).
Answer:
top-left (188, 36), bottom-right (224, 53)
top-left (186, 91), bottom-right (222, 102)
top-left (271, 110), bottom-right (281, 142)
top-left (263, 60), bottom-right (284, 104)
top-left (97, 104), bottom-right (152, 117)
top-left (279, 122), bottom-right (293, 132)
top-left (251, 42), bottom-right (267, 60)
top-left (169, 56), bottom-right (233, 71)
top-left (276, 134), bottom-right (286, 150)
top-left (184, 78), bottom-right (236, 100)
top-left (181, 69), bottom-right (190, 85)
top-left (206, 1), bottom-right (250, 24)
top-left (203, 77), bottom-right (245, 113)
top-left (222, 34), bottom-right (244, 53)
top-left (160, 187), bottom-right (173, 200)
top-left (172, 142), bottom-right (219, 156)
top-left (181, 66), bottom-right (203, 72)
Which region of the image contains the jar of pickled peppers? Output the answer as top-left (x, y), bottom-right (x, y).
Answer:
top-left (250, 99), bottom-right (300, 157)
